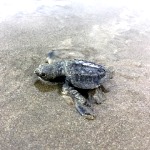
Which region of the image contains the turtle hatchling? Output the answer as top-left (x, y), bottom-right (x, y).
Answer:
top-left (34, 51), bottom-right (113, 120)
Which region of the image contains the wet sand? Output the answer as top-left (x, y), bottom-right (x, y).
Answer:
top-left (0, 0), bottom-right (150, 149)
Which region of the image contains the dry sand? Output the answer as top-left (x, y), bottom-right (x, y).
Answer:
top-left (0, 0), bottom-right (150, 149)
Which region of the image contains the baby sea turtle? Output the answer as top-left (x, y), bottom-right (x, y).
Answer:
top-left (34, 51), bottom-right (112, 120)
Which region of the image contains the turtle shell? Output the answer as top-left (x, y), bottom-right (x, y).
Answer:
top-left (66, 60), bottom-right (106, 89)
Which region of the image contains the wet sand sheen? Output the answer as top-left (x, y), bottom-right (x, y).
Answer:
top-left (0, 0), bottom-right (150, 150)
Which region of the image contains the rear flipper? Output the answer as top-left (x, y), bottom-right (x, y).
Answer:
top-left (88, 87), bottom-right (106, 104)
top-left (62, 83), bottom-right (95, 120)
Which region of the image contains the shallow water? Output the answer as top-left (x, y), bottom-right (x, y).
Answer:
top-left (0, 0), bottom-right (150, 150)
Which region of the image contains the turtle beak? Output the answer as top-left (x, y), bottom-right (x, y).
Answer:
top-left (34, 68), bottom-right (41, 76)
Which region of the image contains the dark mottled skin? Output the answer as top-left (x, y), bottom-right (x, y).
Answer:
top-left (34, 59), bottom-right (108, 120)
top-left (35, 60), bottom-right (106, 88)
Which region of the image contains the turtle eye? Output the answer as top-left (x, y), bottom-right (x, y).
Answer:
top-left (41, 73), bottom-right (46, 77)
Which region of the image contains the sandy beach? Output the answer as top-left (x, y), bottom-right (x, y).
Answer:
top-left (0, 0), bottom-right (150, 149)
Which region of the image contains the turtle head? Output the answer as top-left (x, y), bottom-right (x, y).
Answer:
top-left (34, 64), bottom-right (56, 81)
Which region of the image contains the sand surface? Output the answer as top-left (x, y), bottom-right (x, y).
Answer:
top-left (0, 0), bottom-right (150, 149)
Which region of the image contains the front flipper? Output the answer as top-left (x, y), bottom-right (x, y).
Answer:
top-left (45, 51), bottom-right (60, 64)
top-left (75, 102), bottom-right (95, 120)
top-left (62, 83), bottom-right (95, 120)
